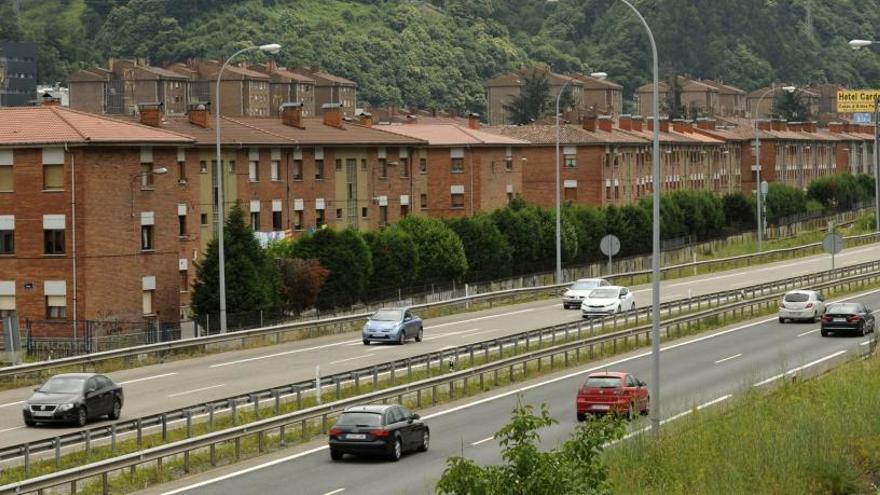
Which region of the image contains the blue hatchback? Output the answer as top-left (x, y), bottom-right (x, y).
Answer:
top-left (362, 308), bottom-right (423, 345)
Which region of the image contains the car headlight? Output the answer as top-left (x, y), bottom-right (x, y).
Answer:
top-left (22, 404), bottom-right (29, 412)
top-left (57, 403), bottom-right (75, 412)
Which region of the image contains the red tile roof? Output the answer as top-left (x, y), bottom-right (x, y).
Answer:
top-left (0, 107), bottom-right (194, 146)
top-left (376, 124), bottom-right (528, 146)
top-left (486, 124), bottom-right (648, 145)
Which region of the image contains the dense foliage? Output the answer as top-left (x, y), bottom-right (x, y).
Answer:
top-left (7, 0), bottom-right (880, 113)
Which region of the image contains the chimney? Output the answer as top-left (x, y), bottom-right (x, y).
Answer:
top-left (647, 117), bottom-right (669, 133)
top-left (322, 103), bottom-right (343, 128)
top-left (359, 111), bottom-right (373, 128)
top-left (672, 119), bottom-right (686, 133)
top-left (598, 115), bottom-right (613, 132)
top-left (758, 120), bottom-right (772, 131)
top-left (281, 102), bottom-right (305, 129)
top-left (630, 115), bottom-right (643, 132)
top-left (41, 97), bottom-right (61, 107)
top-left (771, 119), bottom-right (786, 132)
top-left (188, 103), bottom-right (210, 128)
top-left (828, 122), bottom-right (844, 133)
top-left (842, 122), bottom-right (854, 133)
top-left (582, 115), bottom-right (597, 132)
top-left (805, 121), bottom-right (817, 133)
top-left (618, 114), bottom-right (633, 131)
top-left (696, 118), bottom-right (716, 130)
top-left (468, 113), bottom-right (481, 130)
top-left (138, 102), bottom-right (163, 127)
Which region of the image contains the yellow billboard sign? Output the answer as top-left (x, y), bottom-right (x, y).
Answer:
top-left (837, 90), bottom-right (880, 113)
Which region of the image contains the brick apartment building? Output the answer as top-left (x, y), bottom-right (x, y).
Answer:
top-left (635, 77), bottom-right (723, 117)
top-left (249, 64), bottom-right (317, 118)
top-left (69, 59), bottom-right (190, 116)
top-left (291, 66), bottom-right (358, 118)
top-left (746, 86), bottom-right (820, 119)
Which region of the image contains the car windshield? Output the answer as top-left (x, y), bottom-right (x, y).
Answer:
top-left (784, 292), bottom-right (811, 303)
top-left (571, 281), bottom-right (599, 290)
top-left (336, 412), bottom-right (383, 427)
top-left (371, 310), bottom-right (402, 322)
top-left (585, 376), bottom-right (622, 388)
top-left (39, 376), bottom-right (86, 394)
top-left (589, 289), bottom-right (618, 299)
top-left (827, 303), bottom-right (861, 314)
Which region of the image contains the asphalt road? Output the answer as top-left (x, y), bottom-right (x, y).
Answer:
top-left (0, 245), bottom-right (875, 448)
top-left (148, 287), bottom-right (880, 495)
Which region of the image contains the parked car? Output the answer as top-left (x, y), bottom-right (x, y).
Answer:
top-left (329, 404), bottom-right (429, 461)
top-left (820, 302), bottom-right (876, 337)
top-left (576, 372), bottom-right (649, 421)
top-left (778, 290), bottom-right (825, 323)
top-left (23, 373), bottom-right (124, 427)
top-left (362, 307), bottom-right (423, 345)
top-left (562, 278), bottom-right (611, 309)
top-left (581, 286), bottom-right (635, 318)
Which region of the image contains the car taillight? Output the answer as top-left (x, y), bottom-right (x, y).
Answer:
top-left (613, 389), bottom-right (623, 395)
top-left (821, 315), bottom-right (832, 322)
top-left (329, 428), bottom-right (342, 437)
top-left (371, 428), bottom-right (390, 438)
top-left (805, 303), bottom-right (814, 309)
top-left (848, 314), bottom-right (862, 322)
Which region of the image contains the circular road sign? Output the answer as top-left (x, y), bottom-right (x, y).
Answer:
top-left (822, 232), bottom-right (844, 255)
top-left (600, 234), bottom-right (621, 257)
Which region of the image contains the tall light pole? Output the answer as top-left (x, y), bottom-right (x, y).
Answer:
top-left (849, 39), bottom-right (880, 233)
top-left (555, 71), bottom-right (607, 284)
top-left (753, 85), bottom-right (796, 251)
top-left (215, 43), bottom-right (281, 334)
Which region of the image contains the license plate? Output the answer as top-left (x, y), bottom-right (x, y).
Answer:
top-left (834, 317), bottom-right (846, 322)
top-left (592, 404), bottom-right (610, 411)
top-left (346, 433), bottom-right (366, 440)
top-left (32, 411), bottom-right (53, 417)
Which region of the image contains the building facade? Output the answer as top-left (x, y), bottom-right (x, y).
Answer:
top-left (0, 41), bottom-right (37, 107)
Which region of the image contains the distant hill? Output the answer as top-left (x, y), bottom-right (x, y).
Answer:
top-left (3, 0), bottom-right (880, 114)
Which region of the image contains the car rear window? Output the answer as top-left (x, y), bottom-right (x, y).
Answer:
top-left (827, 303), bottom-right (861, 314)
top-left (784, 293), bottom-right (810, 303)
top-left (572, 281), bottom-right (598, 290)
top-left (589, 289), bottom-right (618, 299)
top-left (585, 376), bottom-right (622, 388)
top-left (336, 412), bottom-right (383, 427)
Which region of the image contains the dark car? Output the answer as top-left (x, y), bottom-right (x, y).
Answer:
top-left (23, 373), bottom-right (124, 427)
top-left (820, 302), bottom-right (876, 337)
top-left (328, 404), bottom-right (429, 461)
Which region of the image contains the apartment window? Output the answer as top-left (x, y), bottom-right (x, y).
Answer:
top-left (272, 211), bottom-right (282, 230)
top-left (271, 160), bottom-right (280, 181)
top-left (400, 158), bottom-right (410, 178)
top-left (294, 211), bottom-right (304, 230)
top-left (178, 214), bottom-right (187, 237)
top-left (565, 157), bottom-right (577, 168)
top-left (335, 159), bottom-right (342, 172)
top-left (43, 163), bottom-right (64, 190)
top-left (451, 193), bottom-right (465, 209)
top-left (250, 211), bottom-right (260, 230)
top-left (143, 290), bottom-right (154, 316)
top-left (293, 160), bottom-right (304, 180)
top-left (178, 162), bottom-right (186, 181)
top-left (336, 208), bottom-right (343, 220)
top-left (228, 160), bottom-right (236, 173)
top-left (0, 163), bottom-right (11, 192)
top-left (564, 187), bottom-right (577, 201)
top-left (420, 193), bottom-right (428, 209)
top-left (420, 158), bottom-right (427, 174)
top-left (46, 296), bottom-right (66, 319)
top-left (180, 270), bottom-right (188, 293)
top-left (140, 163), bottom-right (154, 188)
top-left (505, 158), bottom-right (513, 171)
top-left (361, 207), bottom-right (368, 219)
top-left (400, 205), bottom-right (409, 218)
top-left (316, 209), bottom-right (325, 228)
top-left (316, 160), bottom-right (325, 180)
top-left (141, 225), bottom-right (154, 250)
top-left (248, 160), bottom-right (259, 181)
top-left (43, 215), bottom-right (65, 255)
top-left (379, 159), bottom-right (388, 179)
top-left (200, 160), bottom-right (208, 173)
top-left (451, 158), bottom-right (464, 173)
top-left (201, 213), bottom-right (208, 226)
top-left (0, 229), bottom-right (11, 255)
top-left (361, 159), bottom-right (368, 171)
top-left (378, 206), bottom-right (387, 225)
top-left (507, 192), bottom-right (514, 203)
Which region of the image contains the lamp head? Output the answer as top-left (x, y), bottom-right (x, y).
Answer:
top-left (849, 39), bottom-right (873, 50)
top-left (152, 167), bottom-right (169, 175)
top-left (259, 43), bottom-right (282, 54)
top-left (781, 86), bottom-right (796, 93)
top-left (590, 72), bottom-right (608, 81)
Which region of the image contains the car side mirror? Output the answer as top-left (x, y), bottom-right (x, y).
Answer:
top-left (411, 413), bottom-right (420, 420)
top-left (638, 381), bottom-right (646, 387)
top-left (620, 294), bottom-right (626, 299)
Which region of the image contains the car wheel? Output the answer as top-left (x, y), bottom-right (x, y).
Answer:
top-left (108, 399), bottom-right (122, 420)
top-left (821, 328), bottom-right (829, 337)
top-left (330, 449), bottom-right (344, 461)
top-left (417, 429), bottom-right (430, 452)
top-left (363, 339), bottom-right (370, 346)
top-left (778, 317), bottom-right (785, 324)
top-left (388, 436), bottom-right (402, 461)
top-left (576, 412), bottom-right (586, 422)
top-left (626, 402), bottom-right (635, 421)
top-left (415, 327), bottom-right (423, 343)
top-left (859, 322), bottom-right (866, 337)
top-left (631, 302), bottom-right (636, 311)
top-left (397, 332), bottom-right (406, 345)
top-left (24, 419), bottom-right (35, 427)
top-left (641, 397), bottom-right (650, 416)
top-left (75, 407), bottom-right (88, 428)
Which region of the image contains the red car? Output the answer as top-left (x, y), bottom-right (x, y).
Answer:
top-left (576, 372), bottom-right (649, 421)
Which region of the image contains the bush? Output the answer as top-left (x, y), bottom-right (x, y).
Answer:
top-left (291, 228), bottom-right (373, 309)
top-left (446, 215), bottom-right (513, 281)
top-left (565, 204), bottom-right (606, 262)
top-left (856, 173), bottom-right (875, 199)
top-left (397, 216), bottom-right (468, 282)
top-left (276, 258), bottom-right (330, 314)
top-left (491, 206), bottom-right (544, 268)
top-left (722, 192), bottom-right (755, 231)
top-left (764, 182), bottom-right (807, 224)
top-left (364, 226), bottom-right (419, 292)
top-left (807, 173), bottom-right (867, 210)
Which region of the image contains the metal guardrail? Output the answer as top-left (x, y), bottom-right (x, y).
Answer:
top-left (5, 264), bottom-right (880, 494)
top-left (2, 259), bottom-right (880, 478)
top-left (3, 231), bottom-right (878, 384)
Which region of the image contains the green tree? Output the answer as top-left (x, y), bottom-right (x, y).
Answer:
top-left (807, 173), bottom-right (868, 210)
top-left (764, 182), bottom-right (807, 224)
top-left (722, 192), bottom-right (756, 230)
top-left (492, 205), bottom-right (544, 269)
top-left (446, 215), bottom-right (513, 281)
top-left (397, 216), bottom-right (468, 282)
top-left (436, 399), bottom-right (624, 495)
top-left (772, 89), bottom-right (812, 121)
top-left (192, 204), bottom-right (279, 318)
top-left (291, 228), bottom-right (373, 309)
top-left (565, 204), bottom-right (606, 262)
top-left (364, 226), bottom-right (419, 293)
top-left (503, 67), bottom-right (553, 124)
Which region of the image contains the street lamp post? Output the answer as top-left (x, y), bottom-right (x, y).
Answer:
top-left (555, 71), bottom-right (607, 284)
top-left (849, 39), bottom-right (880, 233)
top-left (129, 167), bottom-right (169, 217)
top-left (753, 85), bottom-right (796, 251)
top-left (215, 43), bottom-right (281, 334)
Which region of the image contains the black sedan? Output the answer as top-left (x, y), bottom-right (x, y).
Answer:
top-left (23, 373), bottom-right (124, 427)
top-left (820, 302), bottom-right (876, 337)
top-left (328, 404), bottom-right (429, 461)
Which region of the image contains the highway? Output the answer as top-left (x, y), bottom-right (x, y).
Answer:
top-left (0, 245), bottom-right (875, 449)
top-left (146, 287), bottom-right (880, 495)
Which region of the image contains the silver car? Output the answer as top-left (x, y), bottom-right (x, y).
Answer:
top-left (362, 308), bottom-right (423, 345)
top-left (562, 278), bottom-right (611, 309)
top-left (778, 290), bottom-right (825, 323)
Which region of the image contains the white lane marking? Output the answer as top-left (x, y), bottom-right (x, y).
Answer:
top-left (167, 384), bottom-right (225, 398)
top-left (0, 426), bottom-right (25, 434)
top-left (861, 340), bottom-right (872, 346)
top-left (797, 328), bottom-right (820, 337)
top-left (119, 372), bottom-right (178, 385)
top-left (438, 345), bottom-right (456, 351)
top-left (423, 328), bottom-right (480, 341)
top-left (470, 436), bottom-right (495, 446)
top-left (210, 340), bottom-right (360, 368)
top-left (0, 401), bottom-right (25, 409)
top-left (330, 354), bottom-right (373, 365)
top-left (322, 489), bottom-right (346, 495)
top-left (713, 353), bottom-right (742, 365)
top-left (426, 309), bottom-right (535, 329)
top-left (753, 350), bottom-right (848, 387)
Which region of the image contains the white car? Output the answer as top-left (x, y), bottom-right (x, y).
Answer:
top-left (581, 286), bottom-right (635, 318)
top-left (562, 278), bottom-right (611, 309)
top-left (778, 290), bottom-right (825, 323)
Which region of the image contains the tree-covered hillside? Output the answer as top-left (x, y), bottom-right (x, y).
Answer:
top-left (2, 0), bottom-right (880, 114)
